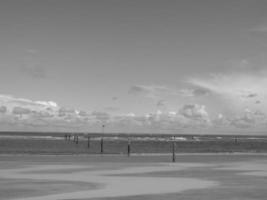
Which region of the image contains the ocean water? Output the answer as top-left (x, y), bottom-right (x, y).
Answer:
top-left (0, 132), bottom-right (267, 154)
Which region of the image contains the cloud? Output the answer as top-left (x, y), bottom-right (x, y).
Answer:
top-left (78, 110), bottom-right (88, 117)
top-left (213, 113), bottom-right (230, 127)
top-left (128, 84), bottom-right (211, 101)
top-left (112, 96), bottom-right (118, 101)
top-left (31, 110), bottom-right (54, 118)
top-left (104, 106), bottom-right (120, 112)
top-left (1, 89), bottom-right (267, 133)
top-left (0, 94), bottom-right (96, 131)
top-left (91, 111), bottom-right (110, 123)
top-left (255, 100), bottom-right (261, 104)
top-left (20, 64), bottom-right (47, 79)
top-left (128, 85), bottom-right (180, 99)
top-left (246, 93), bottom-right (258, 98)
top-left (0, 94), bottom-right (58, 110)
top-left (229, 109), bottom-right (266, 129)
top-left (35, 101), bottom-right (58, 107)
top-left (192, 87), bottom-right (211, 97)
top-left (179, 104), bottom-right (210, 123)
top-left (187, 72), bottom-right (267, 110)
top-left (58, 107), bottom-right (76, 117)
top-left (109, 107), bottom-right (213, 133)
top-left (12, 107), bottom-right (32, 115)
top-left (156, 100), bottom-right (166, 107)
top-left (0, 106), bottom-right (7, 114)
top-left (178, 88), bottom-right (211, 97)
top-left (212, 109), bottom-right (267, 130)
top-left (128, 85), bottom-right (152, 96)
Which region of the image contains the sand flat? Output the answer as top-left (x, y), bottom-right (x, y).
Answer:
top-left (0, 162), bottom-right (217, 200)
top-left (1, 154), bottom-right (267, 200)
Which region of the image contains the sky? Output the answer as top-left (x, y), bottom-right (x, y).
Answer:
top-left (0, 0), bottom-right (267, 134)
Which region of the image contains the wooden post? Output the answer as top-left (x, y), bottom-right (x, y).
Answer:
top-left (87, 136), bottom-right (90, 148)
top-left (100, 138), bottom-right (104, 154)
top-left (235, 137), bottom-right (237, 144)
top-left (76, 135), bottom-right (79, 144)
top-left (172, 138), bottom-right (176, 162)
top-left (73, 135), bottom-right (76, 142)
top-left (127, 138), bottom-right (131, 156)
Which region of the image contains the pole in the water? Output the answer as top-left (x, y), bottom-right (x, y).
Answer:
top-left (76, 135), bottom-right (79, 144)
top-left (100, 138), bottom-right (104, 154)
top-left (101, 124), bottom-right (105, 154)
top-left (127, 138), bottom-right (131, 156)
top-left (87, 136), bottom-right (90, 148)
top-left (172, 137), bottom-right (176, 162)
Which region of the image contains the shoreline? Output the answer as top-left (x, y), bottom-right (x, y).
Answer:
top-left (1, 152), bottom-right (267, 156)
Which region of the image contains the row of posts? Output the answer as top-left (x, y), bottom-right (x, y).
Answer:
top-left (64, 134), bottom-right (130, 154)
top-left (65, 134), bottom-right (176, 162)
top-left (64, 134), bottom-right (241, 163)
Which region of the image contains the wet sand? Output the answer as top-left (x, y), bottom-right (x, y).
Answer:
top-left (0, 154), bottom-right (267, 200)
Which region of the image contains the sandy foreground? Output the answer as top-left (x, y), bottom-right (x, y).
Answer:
top-left (0, 154), bottom-right (267, 200)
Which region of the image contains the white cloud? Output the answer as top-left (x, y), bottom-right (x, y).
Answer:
top-left (35, 101), bottom-right (58, 108)
top-left (0, 94), bottom-right (82, 131)
top-left (187, 72), bottom-right (267, 112)
top-left (0, 94), bottom-right (58, 111)
top-left (1, 90), bottom-right (267, 133)
top-left (229, 109), bottom-right (266, 129)
top-left (179, 104), bottom-right (210, 124)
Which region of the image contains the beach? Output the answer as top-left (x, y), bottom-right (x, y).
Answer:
top-left (1, 154), bottom-right (267, 200)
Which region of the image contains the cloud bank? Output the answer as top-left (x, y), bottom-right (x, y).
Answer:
top-left (1, 65), bottom-right (267, 135)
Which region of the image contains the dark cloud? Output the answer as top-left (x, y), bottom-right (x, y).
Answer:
top-left (12, 107), bottom-right (32, 115)
top-left (0, 106), bottom-right (7, 113)
top-left (156, 100), bottom-right (166, 107)
top-left (255, 100), bottom-right (261, 104)
top-left (78, 110), bottom-right (88, 117)
top-left (240, 92), bottom-right (258, 99)
top-left (128, 85), bottom-right (149, 95)
top-left (112, 96), bottom-right (118, 101)
top-left (179, 87), bottom-right (211, 97)
top-left (247, 93), bottom-right (257, 98)
top-left (192, 87), bottom-right (210, 96)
